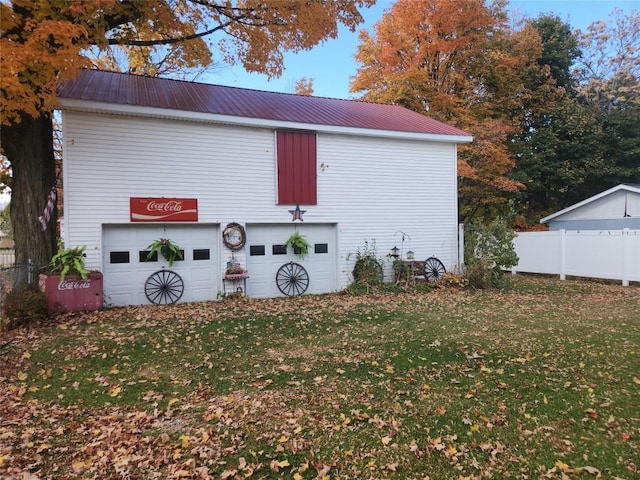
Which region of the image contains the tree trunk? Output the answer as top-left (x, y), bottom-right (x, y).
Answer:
top-left (2, 114), bottom-right (58, 287)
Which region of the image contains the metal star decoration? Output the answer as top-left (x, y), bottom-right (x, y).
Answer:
top-left (289, 204), bottom-right (306, 222)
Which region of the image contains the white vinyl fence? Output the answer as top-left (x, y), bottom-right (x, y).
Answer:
top-left (511, 229), bottom-right (640, 286)
top-left (0, 250), bottom-right (15, 266)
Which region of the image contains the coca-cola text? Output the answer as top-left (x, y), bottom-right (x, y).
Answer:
top-left (146, 200), bottom-right (184, 212)
top-left (58, 279), bottom-right (92, 290)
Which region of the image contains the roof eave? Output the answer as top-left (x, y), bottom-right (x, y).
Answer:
top-left (57, 98), bottom-right (474, 144)
top-left (540, 184), bottom-right (640, 224)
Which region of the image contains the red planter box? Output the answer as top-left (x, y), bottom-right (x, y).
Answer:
top-left (38, 272), bottom-right (104, 315)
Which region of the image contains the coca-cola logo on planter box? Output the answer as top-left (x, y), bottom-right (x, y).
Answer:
top-left (130, 197), bottom-right (198, 222)
top-left (58, 279), bottom-right (92, 290)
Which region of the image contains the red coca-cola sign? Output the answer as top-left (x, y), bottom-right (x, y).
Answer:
top-left (130, 197), bottom-right (198, 222)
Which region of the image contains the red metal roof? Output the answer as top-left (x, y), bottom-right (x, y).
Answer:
top-left (57, 70), bottom-right (471, 137)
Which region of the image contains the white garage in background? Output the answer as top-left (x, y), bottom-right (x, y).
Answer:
top-left (102, 224), bottom-right (218, 306)
top-left (245, 223), bottom-right (337, 298)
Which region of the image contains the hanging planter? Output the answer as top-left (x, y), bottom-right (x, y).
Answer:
top-left (284, 231), bottom-right (311, 260)
top-left (146, 238), bottom-right (183, 267)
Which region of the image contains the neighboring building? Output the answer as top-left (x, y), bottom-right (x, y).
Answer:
top-left (541, 184), bottom-right (640, 231)
top-left (0, 230), bottom-right (14, 250)
top-left (57, 69), bottom-right (472, 306)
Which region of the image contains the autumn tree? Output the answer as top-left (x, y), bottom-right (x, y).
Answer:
top-left (574, 8), bottom-right (639, 114)
top-left (294, 77), bottom-right (315, 96)
top-left (573, 9), bottom-right (640, 191)
top-left (0, 0), bottom-right (372, 286)
top-left (350, 0), bottom-right (548, 221)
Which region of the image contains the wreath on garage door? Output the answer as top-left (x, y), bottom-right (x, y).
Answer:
top-left (222, 222), bottom-right (246, 250)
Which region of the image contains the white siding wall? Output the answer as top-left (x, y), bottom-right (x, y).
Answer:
top-left (63, 111), bottom-right (459, 292)
top-left (559, 190), bottom-right (639, 220)
top-left (317, 134), bottom-right (458, 286)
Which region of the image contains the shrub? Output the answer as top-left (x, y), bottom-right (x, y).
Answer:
top-left (437, 272), bottom-right (468, 289)
top-left (2, 286), bottom-right (48, 330)
top-left (392, 259), bottom-right (411, 283)
top-left (464, 212), bottom-right (519, 289)
top-left (350, 240), bottom-right (384, 290)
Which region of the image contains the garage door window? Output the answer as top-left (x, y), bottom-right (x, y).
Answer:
top-left (272, 244), bottom-right (287, 255)
top-left (140, 251), bottom-right (158, 262)
top-left (315, 243), bottom-right (328, 254)
top-left (110, 251), bottom-right (130, 264)
top-left (250, 245), bottom-right (265, 256)
top-left (193, 249), bottom-right (210, 261)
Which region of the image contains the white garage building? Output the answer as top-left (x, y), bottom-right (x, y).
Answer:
top-left (57, 70), bottom-right (472, 306)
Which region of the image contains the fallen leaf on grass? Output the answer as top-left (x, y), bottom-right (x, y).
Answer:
top-left (221, 469), bottom-right (237, 479)
top-left (108, 385), bottom-right (122, 397)
top-left (36, 443), bottom-right (51, 453)
top-left (579, 466), bottom-right (601, 475)
top-left (72, 460), bottom-right (91, 473)
top-left (179, 434), bottom-right (190, 448)
top-left (555, 460), bottom-right (574, 473)
top-left (445, 445), bottom-right (457, 456)
top-left (584, 408), bottom-right (598, 419)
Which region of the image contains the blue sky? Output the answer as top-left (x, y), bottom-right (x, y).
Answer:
top-left (208, 0), bottom-right (639, 99)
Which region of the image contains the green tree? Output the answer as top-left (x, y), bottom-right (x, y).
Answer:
top-left (512, 96), bottom-right (605, 218)
top-left (598, 93), bottom-right (640, 186)
top-left (530, 15), bottom-right (581, 92)
top-left (509, 15), bottom-right (594, 221)
top-left (0, 0), bottom-right (372, 286)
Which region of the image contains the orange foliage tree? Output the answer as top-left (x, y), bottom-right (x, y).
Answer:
top-left (0, 0), bottom-right (372, 285)
top-left (294, 77), bottom-right (315, 96)
top-left (351, 0), bottom-right (554, 221)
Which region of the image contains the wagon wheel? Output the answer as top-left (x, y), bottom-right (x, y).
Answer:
top-left (424, 257), bottom-right (446, 282)
top-left (276, 262), bottom-right (309, 296)
top-left (145, 270), bottom-right (184, 305)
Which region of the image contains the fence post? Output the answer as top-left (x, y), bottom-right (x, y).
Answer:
top-left (458, 223), bottom-right (465, 272)
top-left (559, 229), bottom-right (566, 281)
top-left (28, 258), bottom-right (34, 285)
top-left (622, 228), bottom-right (629, 287)
top-left (511, 231), bottom-right (517, 275)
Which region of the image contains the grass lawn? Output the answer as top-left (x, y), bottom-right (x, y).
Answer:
top-left (1, 275), bottom-right (639, 479)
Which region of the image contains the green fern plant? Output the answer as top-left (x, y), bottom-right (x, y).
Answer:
top-left (146, 238), bottom-right (183, 267)
top-left (49, 246), bottom-right (89, 283)
top-left (284, 231), bottom-right (311, 259)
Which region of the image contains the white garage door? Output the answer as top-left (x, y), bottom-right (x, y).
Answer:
top-left (102, 224), bottom-right (218, 306)
top-left (245, 223), bottom-right (337, 298)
